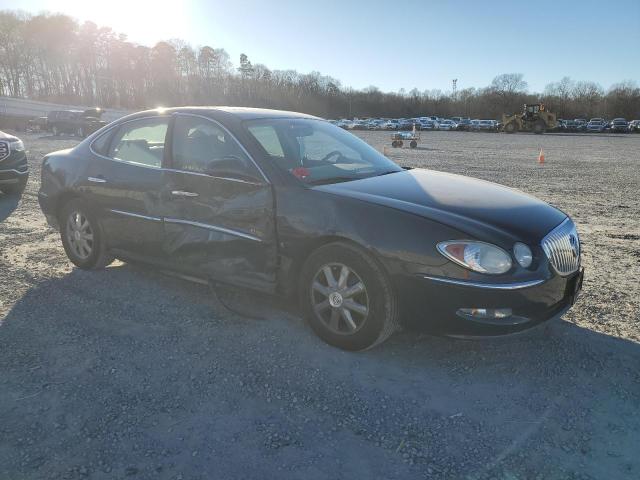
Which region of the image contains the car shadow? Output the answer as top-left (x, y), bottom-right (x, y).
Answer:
top-left (1, 263), bottom-right (638, 478)
top-left (0, 191), bottom-right (21, 222)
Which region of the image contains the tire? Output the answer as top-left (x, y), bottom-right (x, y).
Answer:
top-left (300, 242), bottom-right (399, 351)
top-left (59, 199), bottom-right (113, 270)
top-left (533, 121), bottom-right (546, 134)
top-left (391, 140), bottom-right (398, 148)
top-left (410, 140), bottom-right (417, 148)
top-left (0, 175), bottom-right (27, 195)
top-left (504, 122), bottom-right (517, 134)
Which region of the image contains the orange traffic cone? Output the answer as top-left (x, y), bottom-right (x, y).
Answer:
top-left (538, 148), bottom-right (545, 164)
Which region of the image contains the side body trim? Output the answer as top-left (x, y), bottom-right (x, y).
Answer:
top-left (164, 217), bottom-right (262, 242)
top-left (422, 275), bottom-right (546, 290)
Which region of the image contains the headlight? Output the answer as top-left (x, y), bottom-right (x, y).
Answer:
top-left (513, 242), bottom-right (533, 268)
top-left (437, 241), bottom-right (512, 274)
top-left (9, 139), bottom-right (25, 152)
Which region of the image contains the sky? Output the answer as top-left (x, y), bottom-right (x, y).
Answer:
top-left (4, 0), bottom-right (639, 93)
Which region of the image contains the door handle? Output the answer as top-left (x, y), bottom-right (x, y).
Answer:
top-left (88, 176), bottom-right (107, 183)
top-left (171, 190), bottom-right (199, 198)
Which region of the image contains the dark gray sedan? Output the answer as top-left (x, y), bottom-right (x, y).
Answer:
top-left (38, 107), bottom-right (583, 350)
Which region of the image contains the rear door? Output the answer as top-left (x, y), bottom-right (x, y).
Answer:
top-left (160, 113), bottom-right (277, 291)
top-left (83, 115), bottom-right (169, 258)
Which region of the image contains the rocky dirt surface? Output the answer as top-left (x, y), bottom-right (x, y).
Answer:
top-left (1, 131), bottom-right (639, 479)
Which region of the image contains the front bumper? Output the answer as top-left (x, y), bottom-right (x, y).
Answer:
top-left (0, 151), bottom-right (28, 185)
top-left (396, 268), bottom-right (584, 335)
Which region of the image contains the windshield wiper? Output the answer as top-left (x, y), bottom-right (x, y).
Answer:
top-left (307, 176), bottom-right (362, 185)
top-left (375, 169), bottom-right (403, 177)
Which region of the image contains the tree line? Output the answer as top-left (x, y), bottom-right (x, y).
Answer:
top-left (1, 10), bottom-right (639, 120)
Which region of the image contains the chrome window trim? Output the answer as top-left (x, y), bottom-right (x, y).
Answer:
top-left (109, 209), bottom-right (161, 222)
top-left (161, 168), bottom-right (264, 186)
top-left (89, 113), bottom-right (270, 185)
top-left (164, 217), bottom-right (262, 242)
top-left (171, 112), bottom-right (270, 184)
top-left (422, 275), bottom-right (546, 290)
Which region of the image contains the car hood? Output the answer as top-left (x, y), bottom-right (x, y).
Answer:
top-left (0, 130), bottom-right (19, 141)
top-left (315, 169), bottom-right (566, 242)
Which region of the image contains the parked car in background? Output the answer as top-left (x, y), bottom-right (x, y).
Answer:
top-left (586, 118), bottom-right (607, 132)
top-left (48, 108), bottom-right (107, 137)
top-left (563, 120), bottom-right (582, 132)
top-left (0, 130), bottom-right (28, 195)
top-left (38, 107), bottom-right (584, 350)
top-left (473, 120), bottom-right (498, 132)
top-left (469, 120), bottom-right (481, 131)
top-left (455, 118), bottom-right (472, 131)
top-left (628, 120), bottom-right (640, 133)
top-left (418, 120), bottom-right (438, 131)
top-left (609, 118), bottom-right (629, 133)
top-left (27, 116), bottom-right (49, 132)
top-left (574, 119), bottom-right (587, 131)
top-left (437, 119), bottom-right (457, 131)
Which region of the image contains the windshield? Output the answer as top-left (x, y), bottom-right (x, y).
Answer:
top-left (245, 118), bottom-right (403, 184)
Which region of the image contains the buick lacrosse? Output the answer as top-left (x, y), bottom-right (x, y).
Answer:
top-left (38, 107), bottom-right (583, 350)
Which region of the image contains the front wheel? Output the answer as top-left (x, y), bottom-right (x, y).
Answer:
top-left (59, 199), bottom-right (114, 270)
top-left (504, 122), bottom-right (517, 133)
top-left (300, 242), bottom-right (399, 351)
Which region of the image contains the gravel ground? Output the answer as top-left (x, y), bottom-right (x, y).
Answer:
top-left (1, 130), bottom-right (639, 480)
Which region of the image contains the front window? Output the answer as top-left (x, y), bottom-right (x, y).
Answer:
top-left (171, 114), bottom-right (261, 180)
top-left (245, 118), bottom-right (402, 185)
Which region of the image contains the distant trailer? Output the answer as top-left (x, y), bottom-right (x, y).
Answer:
top-left (391, 128), bottom-right (420, 148)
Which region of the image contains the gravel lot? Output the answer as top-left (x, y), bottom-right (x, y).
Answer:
top-left (1, 130), bottom-right (639, 479)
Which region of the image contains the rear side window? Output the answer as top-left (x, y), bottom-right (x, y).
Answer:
top-left (108, 117), bottom-right (169, 168)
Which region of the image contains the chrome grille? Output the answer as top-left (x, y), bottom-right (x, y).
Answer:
top-left (541, 218), bottom-right (580, 276)
top-left (0, 141), bottom-right (8, 161)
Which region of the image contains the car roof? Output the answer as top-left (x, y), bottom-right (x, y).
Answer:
top-left (128, 106), bottom-right (321, 121)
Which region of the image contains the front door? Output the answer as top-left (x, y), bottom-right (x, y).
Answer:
top-left (161, 113), bottom-right (277, 291)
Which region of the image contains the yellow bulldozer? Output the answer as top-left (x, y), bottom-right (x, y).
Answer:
top-left (502, 103), bottom-right (557, 134)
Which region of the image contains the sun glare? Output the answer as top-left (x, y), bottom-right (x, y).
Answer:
top-left (43, 0), bottom-right (189, 46)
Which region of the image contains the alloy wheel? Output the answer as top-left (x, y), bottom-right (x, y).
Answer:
top-left (311, 263), bottom-right (369, 335)
top-left (66, 211), bottom-right (94, 259)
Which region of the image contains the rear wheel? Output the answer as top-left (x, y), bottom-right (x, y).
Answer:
top-left (410, 140), bottom-right (417, 148)
top-left (300, 242), bottom-right (399, 351)
top-left (59, 199), bottom-right (113, 270)
top-left (391, 140), bottom-right (398, 148)
top-left (533, 121), bottom-right (546, 134)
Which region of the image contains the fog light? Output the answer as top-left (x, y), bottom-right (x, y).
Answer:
top-left (458, 308), bottom-right (513, 319)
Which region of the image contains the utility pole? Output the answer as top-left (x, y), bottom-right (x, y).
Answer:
top-left (452, 79), bottom-right (458, 101)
